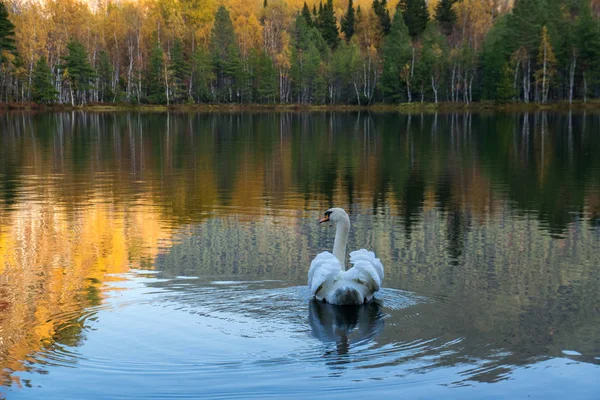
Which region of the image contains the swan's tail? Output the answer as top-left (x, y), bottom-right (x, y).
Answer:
top-left (329, 287), bottom-right (363, 305)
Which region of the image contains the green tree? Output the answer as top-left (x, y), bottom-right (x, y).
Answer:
top-left (291, 14), bottom-right (328, 103)
top-left (250, 50), bottom-right (277, 103)
top-left (210, 5), bottom-right (242, 102)
top-left (373, 0), bottom-right (391, 35)
top-left (97, 50), bottom-right (113, 103)
top-left (496, 62), bottom-right (516, 102)
top-left (341, 0), bottom-right (356, 42)
top-left (191, 47), bottom-right (213, 102)
top-left (379, 8), bottom-right (413, 102)
top-left (420, 23), bottom-right (447, 102)
top-left (575, 5), bottom-right (600, 101)
top-left (403, 0), bottom-right (429, 39)
top-left (302, 2), bottom-right (313, 27)
top-left (434, 0), bottom-right (456, 36)
top-left (61, 39), bottom-right (96, 105)
top-left (170, 38), bottom-right (191, 103)
top-left (31, 56), bottom-right (57, 104)
top-left (318, 0), bottom-right (340, 49)
top-left (146, 40), bottom-right (166, 104)
top-left (0, 1), bottom-right (15, 55)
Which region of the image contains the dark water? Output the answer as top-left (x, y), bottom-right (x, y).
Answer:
top-left (0, 111), bottom-right (599, 399)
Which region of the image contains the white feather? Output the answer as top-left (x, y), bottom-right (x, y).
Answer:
top-left (308, 208), bottom-right (385, 305)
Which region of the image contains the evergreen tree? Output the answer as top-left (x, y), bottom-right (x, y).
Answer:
top-left (434, 0), bottom-right (456, 36)
top-left (61, 39), bottom-right (96, 105)
top-left (575, 5), bottom-right (600, 100)
top-left (302, 2), bottom-right (313, 27)
top-left (341, 0), bottom-right (356, 42)
top-left (170, 38), bottom-right (191, 103)
top-left (496, 62), bottom-right (516, 102)
top-left (250, 50), bottom-right (277, 103)
top-left (191, 47), bottom-right (213, 102)
top-left (291, 14), bottom-right (328, 103)
top-left (210, 5), bottom-right (242, 102)
top-left (0, 1), bottom-right (16, 56)
top-left (404, 0), bottom-right (429, 39)
top-left (379, 8), bottom-right (412, 101)
top-left (373, 0), bottom-right (391, 35)
top-left (318, 0), bottom-right (340, 49)
top-left (31, 56), bottom-right (57, 104)
top-left (480, 16), bottom-right (512, 100)
top-left (97, 50), bottom-right (113, 103)
top-left (146, 40), bottom-right (166, 104)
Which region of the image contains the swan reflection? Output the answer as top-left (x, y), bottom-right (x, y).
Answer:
top-left (308, 299), bottom-right (385, 357)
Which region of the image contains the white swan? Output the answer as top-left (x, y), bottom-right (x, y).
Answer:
top-left (308, 208), bottom-right (384, 305)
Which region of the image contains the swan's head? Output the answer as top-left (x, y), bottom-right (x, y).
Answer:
top-left (319, 208), bottom-right (349, 224)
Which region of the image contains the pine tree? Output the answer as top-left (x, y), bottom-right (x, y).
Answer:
top-left (291, 14), bottom-right (328, 103)
top-left (146, 40), bottom-right (166, 104)
top-left (404, 0), bottom-right (429, 39)
top-left (434, 0), bottom-right (456, 36)
top-left (210, 5), bottom-right (242, 102)
top-left (170, 38), bottom-right (190, 103)
top-left (0, 1), bottom-right (16, 56)
top-left (302, 2), bottom-right (313, 27)
top-left (31, 56), bottom-right (57, 104)
top-left (251, 50), bottom-right (277, 103)
top-left (97, 50), bottom-right (113, 103)
top-left (380, 8), bottom-right (412, 101)
top-left (373, 0), bottom-right (391, 35)
top-left (341, 0), bottom-right (356, 42)
top-left (191, 47), bottom-right (213, 102)
top-left (496, 62), bottom-right (516, 102)
top-left (575, 5), bottom-right (600, 102)
top-left (318, 0), bottom-right (340, 49)
top-left (61, 39), bottom-right (96, 105)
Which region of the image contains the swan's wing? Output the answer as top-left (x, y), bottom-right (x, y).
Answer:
top-left (308, 251), bottom-right (342, 298)
top-left (348, 249), bottom-right (384, 295)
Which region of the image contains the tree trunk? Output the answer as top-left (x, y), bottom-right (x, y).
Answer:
top-left (569, 55), bottom-right (576, 105)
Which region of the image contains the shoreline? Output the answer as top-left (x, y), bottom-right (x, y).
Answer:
top-left (1, 101), bottom-right (599, 113)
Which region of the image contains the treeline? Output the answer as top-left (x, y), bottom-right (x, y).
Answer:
top-left (0, 0), bottom-right (599, 106)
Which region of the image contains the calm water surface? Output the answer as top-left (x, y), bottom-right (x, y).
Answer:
top-left (0, 112), bottom-right (599, 399)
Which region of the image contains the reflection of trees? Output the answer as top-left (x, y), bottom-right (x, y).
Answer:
top-left (0, 111), bottom-right (599, 386)
top-left (0, 199), bottom-right (172, 387)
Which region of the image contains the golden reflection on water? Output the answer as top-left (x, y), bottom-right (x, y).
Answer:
top-left (0, 112), bottom-right (599, 391)
top-left (0, 196), bottom-right (173, 387)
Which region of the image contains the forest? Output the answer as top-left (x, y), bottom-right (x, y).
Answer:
top-left (0, 0), bottom-right (599, 106)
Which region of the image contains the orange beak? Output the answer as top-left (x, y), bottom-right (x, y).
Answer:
top-left (319, 215), bottom-right (330, 224)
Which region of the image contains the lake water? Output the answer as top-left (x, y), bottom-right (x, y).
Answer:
top-left (0, 111), bottom-right (599, 399)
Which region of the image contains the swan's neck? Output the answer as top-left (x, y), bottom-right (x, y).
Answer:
top-left (333, 216), bottom-right (350, 269)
